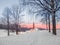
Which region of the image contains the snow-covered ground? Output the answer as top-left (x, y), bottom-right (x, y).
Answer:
top-left (0, 29), bottom-right (60, 45)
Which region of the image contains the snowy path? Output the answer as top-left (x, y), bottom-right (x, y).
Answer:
top-left (0, 30), bottom-right (60, 45)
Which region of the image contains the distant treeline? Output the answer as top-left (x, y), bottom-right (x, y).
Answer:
top-left (0, 24), bottom-right (47, 32)
top-left (0, 24), bottom-right (32, 32)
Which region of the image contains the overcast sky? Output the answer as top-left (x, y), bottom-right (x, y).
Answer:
top-left (0, 0), bottom-right (43, 24)
top-left (0, 0), bottom-right (18, 15)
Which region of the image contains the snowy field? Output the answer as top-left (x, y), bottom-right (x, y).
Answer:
top-left (0, 29), bottom-right (60, 45)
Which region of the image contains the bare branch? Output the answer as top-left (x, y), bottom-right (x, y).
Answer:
top-left (44, 0), bottom-right (50, 6)
top-left (56, 6), bottom-right (60, 11)
top-left (36, 0), bottom-right (51, 13)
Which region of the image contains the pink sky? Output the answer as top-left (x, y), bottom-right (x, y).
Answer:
top-left (20, 24), bottom-right (60, 29)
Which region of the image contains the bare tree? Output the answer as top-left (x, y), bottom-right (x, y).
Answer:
top-left (41, 11), bottom-right (51, 32)
top-left (47, 13), bottom-right (51, 32)
top-left (11, 5), bottom-right (21, 35)
top-left (2, 7), bottom-right (11, 36)
top-left (29, 0), bottom-right (60, 35)
top-left (40, 12), bottom-right (49, 30)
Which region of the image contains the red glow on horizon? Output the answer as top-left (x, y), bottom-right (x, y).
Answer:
top-left (20, 23), bottom-right (60, 29)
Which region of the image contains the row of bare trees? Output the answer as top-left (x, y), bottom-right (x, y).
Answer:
top-left (1, 2), bottom-right (24, 36)
top-left (0, 0), bottom-right (60, 36)
top-left (33, 0), bottom-right (60, 35)
top-left (2, 6), bottom-right (20, 36)
top-left (25, 0), bottom-right (60, 35)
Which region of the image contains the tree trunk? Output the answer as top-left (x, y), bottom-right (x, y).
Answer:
top-left (46, 19), bottom-right (47, 30)
top-left (46, 15), bottom-right (48, 30)
top-left (7, 18), bottom-right (9, 36)
top-left (16, 24), bottom-right (19, 35)
top-left (7, 14), bottom-right (9, 36)
top-left (33, 22), bottom-right (35, 29)
top-left (52, 12), bottom-right (56, 35)
top-left (48, 15), bottom-right (51, 32)
top-left (51, 0), bottom-right (56, 35)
